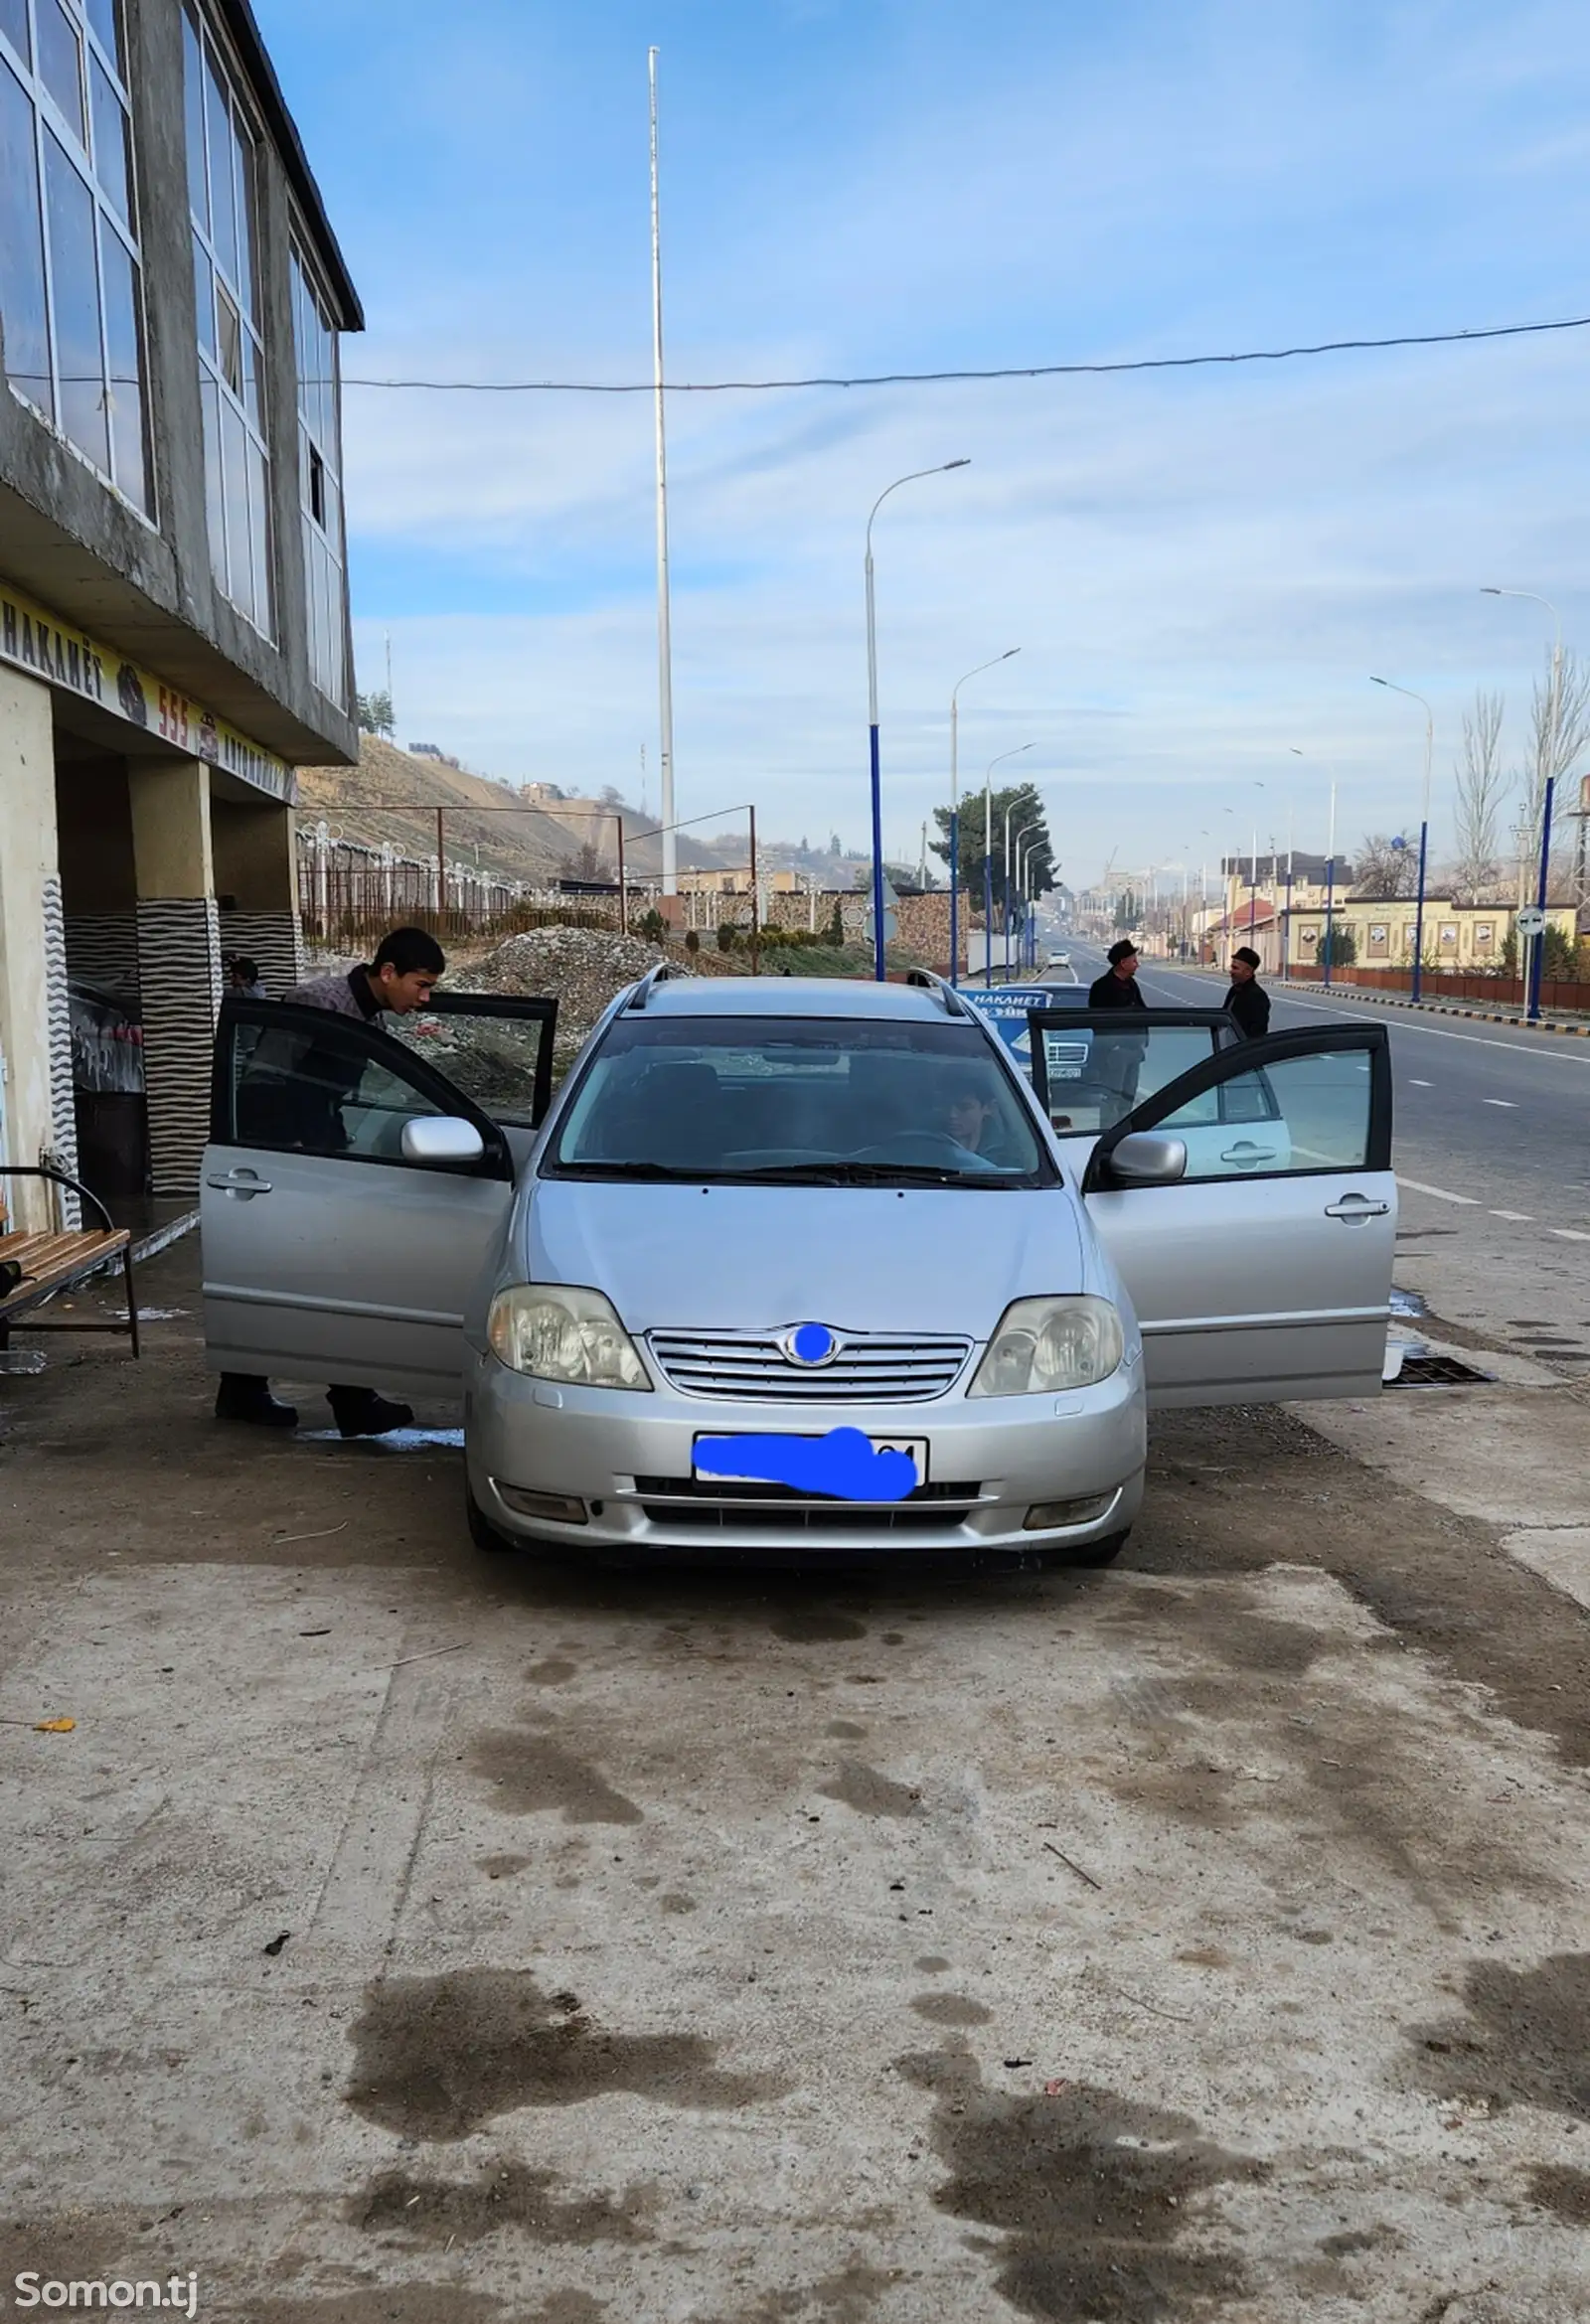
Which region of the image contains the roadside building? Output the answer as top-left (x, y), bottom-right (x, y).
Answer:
top-left (0, 0), bottom-right (360, 1229)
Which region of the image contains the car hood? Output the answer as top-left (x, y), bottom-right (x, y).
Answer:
top-left (522, 1180), bottom-right (1084, 1340)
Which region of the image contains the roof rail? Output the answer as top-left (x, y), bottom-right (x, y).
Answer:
top-left (626, 962), bottom-right (680, 1011)
top-left (904, 968), bottom-right (973, 1018)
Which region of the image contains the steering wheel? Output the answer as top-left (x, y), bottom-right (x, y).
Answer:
top-left (849, 1131), bottom-right (970, 1162)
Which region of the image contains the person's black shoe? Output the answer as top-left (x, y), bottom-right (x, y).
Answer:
top-left (215, 1373), bottom-right (298, 1428)
top-left (328, 1386), bottom-right (415, 1439)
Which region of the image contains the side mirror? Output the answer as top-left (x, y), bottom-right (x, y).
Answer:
top-left (400, 1115), bottom-right (486, 1166)
top-left (1108, 1132), bottom-right (1187, 1185)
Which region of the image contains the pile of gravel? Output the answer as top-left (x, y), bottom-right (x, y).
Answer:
top-left (468, 925), bottom-right (696, 1064)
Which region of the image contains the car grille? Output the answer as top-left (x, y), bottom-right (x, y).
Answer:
top-left (628, 1477), bottom-right (983, 1535)
top-left (646, 1329), bottom-right (971, 1403)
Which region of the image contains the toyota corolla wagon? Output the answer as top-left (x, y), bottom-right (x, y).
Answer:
top-left (203, 970), bottom-right (1395, 1566)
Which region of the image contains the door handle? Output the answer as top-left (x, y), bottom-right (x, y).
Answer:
top-left (1219, 1143), bottom-right (1278, 1166)
top-left (206, 1168), bottom-right (273, 1198)
top-left (1324, 1195), bottom-right (1389, 1222)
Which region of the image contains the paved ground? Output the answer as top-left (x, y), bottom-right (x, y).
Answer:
top-left (3, 1231), bottom-right (1590, 2324)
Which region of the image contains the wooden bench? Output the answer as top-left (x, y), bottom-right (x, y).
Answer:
top-left (0, 1167), bottom-right (140, 1357)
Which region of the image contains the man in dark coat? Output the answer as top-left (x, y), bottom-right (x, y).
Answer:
top-left (1224, 945), bottom-right (1272, 1039)
top-left (214, 926), bottom-right (446, 1437)
top-left (1088, 939), bottom-right (1146, 1008)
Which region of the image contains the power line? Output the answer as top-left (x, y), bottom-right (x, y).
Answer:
top-left (342, 310), bottom-right (1590, 395)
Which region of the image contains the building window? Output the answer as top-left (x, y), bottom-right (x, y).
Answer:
top-left (291, 244), bottom-right (346, 705)
top-left (0, 0), bottom-right (151, 512)
top-left (184, 2), bottom-right (271, 637)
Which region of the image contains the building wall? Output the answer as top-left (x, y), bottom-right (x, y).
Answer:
top-left (0, 667), bottom-right (77, 1230)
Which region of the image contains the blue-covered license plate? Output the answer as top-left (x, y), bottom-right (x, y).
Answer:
top-left (692, 1433), bottom-right (929, 1486)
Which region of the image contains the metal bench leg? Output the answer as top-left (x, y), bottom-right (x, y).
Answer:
top-left (122, 1247), bottom-right (141, 1359)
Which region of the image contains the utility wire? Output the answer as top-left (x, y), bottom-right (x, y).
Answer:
top-left (342, 311), bottom-right (1590, 394)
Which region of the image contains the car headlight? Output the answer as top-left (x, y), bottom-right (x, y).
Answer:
top-left (967, 1296), bottom-right (1124, 1397)
top-left (487, 1285), bottom-right (652, 1389)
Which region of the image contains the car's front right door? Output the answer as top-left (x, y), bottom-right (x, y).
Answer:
top-left (202, 992), bottom-right (556, 1398)
top-left (1079, 1024), bottom-right (1396, 1406)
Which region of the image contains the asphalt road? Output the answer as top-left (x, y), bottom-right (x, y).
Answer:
top-left (1062, 937), bottom-right (1590, 1365)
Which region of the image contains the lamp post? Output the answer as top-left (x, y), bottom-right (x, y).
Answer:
top-left (949, 649), bottom-right (1020, 986)
top-left (1481, 588), bottom-right (1562, 1012)
top-left (866, 459), bottom-right (970, 980)
top-left (1323, 779), bottom-right (1338, 989)
top-left (983, 744), bottom-right (1033, 984)
top-left (1369, 676), bottom-right (1433, 1001)
top-left (1012, 820), bottom-right (1042, 972)
top-left (1005, 810), bottom-right (1040, 977)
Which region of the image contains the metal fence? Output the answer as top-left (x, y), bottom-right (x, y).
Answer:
top-left (296, 861), bottom-right (619, 955)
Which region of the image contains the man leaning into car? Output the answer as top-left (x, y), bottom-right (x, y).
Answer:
top-left (213, 926), bottom-right (446, 1437)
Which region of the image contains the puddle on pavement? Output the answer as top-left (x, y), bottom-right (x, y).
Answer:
top-left (352, 2158), bottom-right (657, 2247)
top-left (897, 2051), bottom-right (1260, 2323)
top-left (295, 1428), bottom-right (464, 1452)
top-left (1410, 1951), bottom-right (1590, 2117)
top-left (345, 1967), bottom-right (783, 2137)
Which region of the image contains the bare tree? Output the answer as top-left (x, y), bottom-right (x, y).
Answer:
top-left (1524, 646), bottom-right (1590, 864)
top-left (1451, 688), bottom-right (1510, 900)
top-left (1350, 833), bottom-right (1418, 898)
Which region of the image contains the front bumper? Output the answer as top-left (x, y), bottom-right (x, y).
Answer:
top-left (464, 1351), bottom-right (1146, 1558)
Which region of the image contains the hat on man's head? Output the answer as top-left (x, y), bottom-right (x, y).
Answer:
top-left (1233, 946), bottom-right (1261, 969)
top-left (1106, 938), bottom-right (1139, 966)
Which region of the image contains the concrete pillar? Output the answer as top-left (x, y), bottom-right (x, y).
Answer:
top-left (0, 665), bottom-right (77, 1232)
top-left (212, 792), bottom-right (302, 996)
top-left (130, 757), bottom-right (222, 1197)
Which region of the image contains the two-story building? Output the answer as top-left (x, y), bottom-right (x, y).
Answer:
top-left (0, 0), bottom-right (360, 1229)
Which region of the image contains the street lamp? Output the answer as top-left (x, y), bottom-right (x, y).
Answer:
top-left (865, 458), bottom-right (971, 979)
top-left (983, 744), bottom-right (1033, 985)
top-left (1012, 819), bottom-right (1042, 973)
top-left (949, 649), bottom-right (1020, 986)
top-left (1369, 676), bottom-right (1434, 1001)
top-left (1481, 587), bottom-right (1562, 1020)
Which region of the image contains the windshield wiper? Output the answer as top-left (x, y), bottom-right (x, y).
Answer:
top-left (552, 1161), bottom-right (721, 1181)
top-left (736, 1161), bottom-right (1018, 1187)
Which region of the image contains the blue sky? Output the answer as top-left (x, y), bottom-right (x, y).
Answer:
top-left (256, 0), bottom-right (1590, 886)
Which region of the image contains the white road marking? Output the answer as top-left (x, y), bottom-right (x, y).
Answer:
top-left (1410, 1078), bottom-right (1434, 1086)
top-left (1550, 1228), bottom-right (1590, 1243)
top-left (1483, 1098), bottom-right (1518, 1108)
top-left (1400, 1178), bottom-right (1481, 1205)
top-left (1491, 1209), bottom-right (1534, 1222)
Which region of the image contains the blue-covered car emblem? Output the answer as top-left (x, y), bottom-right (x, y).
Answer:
top-left (782, 1322), bottom-right (841, 1368)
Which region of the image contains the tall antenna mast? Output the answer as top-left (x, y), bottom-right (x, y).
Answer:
top-left (649, 48), bottom-right (677, 896)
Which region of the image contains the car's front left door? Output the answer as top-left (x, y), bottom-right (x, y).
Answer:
top-left (1080, 1024), bottom-right (1395, 1406)
top-left (202, 992), bottom-right (556, 1398)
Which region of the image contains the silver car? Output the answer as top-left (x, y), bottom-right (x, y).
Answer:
top-left (203, 972), bottom-right (1396, 1566)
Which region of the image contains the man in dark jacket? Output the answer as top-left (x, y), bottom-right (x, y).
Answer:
top-left (1223, 946), bottom-right (1272, 1039)
top-left (1088, 939), bottom-right (1147, 1008)
top-left (215, 927), bottom-right (446, 1436)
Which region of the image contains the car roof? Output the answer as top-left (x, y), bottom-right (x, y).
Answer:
top-left (635, 976), bottom-right (960, 1022)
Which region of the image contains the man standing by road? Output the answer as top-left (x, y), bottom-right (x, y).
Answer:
top-left (214, 926), bottom-right (447, 1437)
top-left (1088, 939), bottom-right (1146, 1008)
top-left (1223, 945), bottom-right (1272, 1039)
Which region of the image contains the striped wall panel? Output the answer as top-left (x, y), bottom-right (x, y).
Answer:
top-left (137, 898), bottom-right (222, 1197)
top-left (65, 913), bottom-right (141, 1000)
top-left (41, 875), bottom-right (80, 1226)
top-left (218, 909), bottom-right (302, 997)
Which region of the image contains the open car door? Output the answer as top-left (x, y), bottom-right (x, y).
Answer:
top-left (202, 991), bottom-right (556, 1400)
top-left (1026, 1007), bottom-right (1242, 1159)
top-left (1077, 1023), bottom-right (1395, 1407)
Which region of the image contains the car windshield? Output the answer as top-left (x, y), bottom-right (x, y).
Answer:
top-left (546, 1014), bottom-right (1056, 1186)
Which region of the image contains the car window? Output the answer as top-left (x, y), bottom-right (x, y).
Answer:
top-left (547, 1014), bottom-right (1056, 1185)
top-left (224, 1014), bottom-right (450, 1162)
top-left (1155, 1050), bottom-right (1373, 1180)
top-left (1041, 1023), bottom-right (1221, 1136)
top-left (388, 1006), bottom-right (547, 1127)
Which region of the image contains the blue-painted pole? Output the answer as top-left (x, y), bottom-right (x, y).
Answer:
top-left (1527, 775), bottom-right (1555, 1021)
top-left (1323, 857), bottom-right (1335, 990)
top-left (1410, 821), bottom-right (1428, 1003)
top-left (868, 721), bottom-right (885, 982)
top-left (948, 811), bottom-right (959, 986)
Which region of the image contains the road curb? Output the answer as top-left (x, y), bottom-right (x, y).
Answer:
top-left (1274, 982), bottom-right (1590, 1037)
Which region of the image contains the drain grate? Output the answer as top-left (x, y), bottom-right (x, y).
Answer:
top-left (1385, 1353), bottom-right (1495, 1389)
